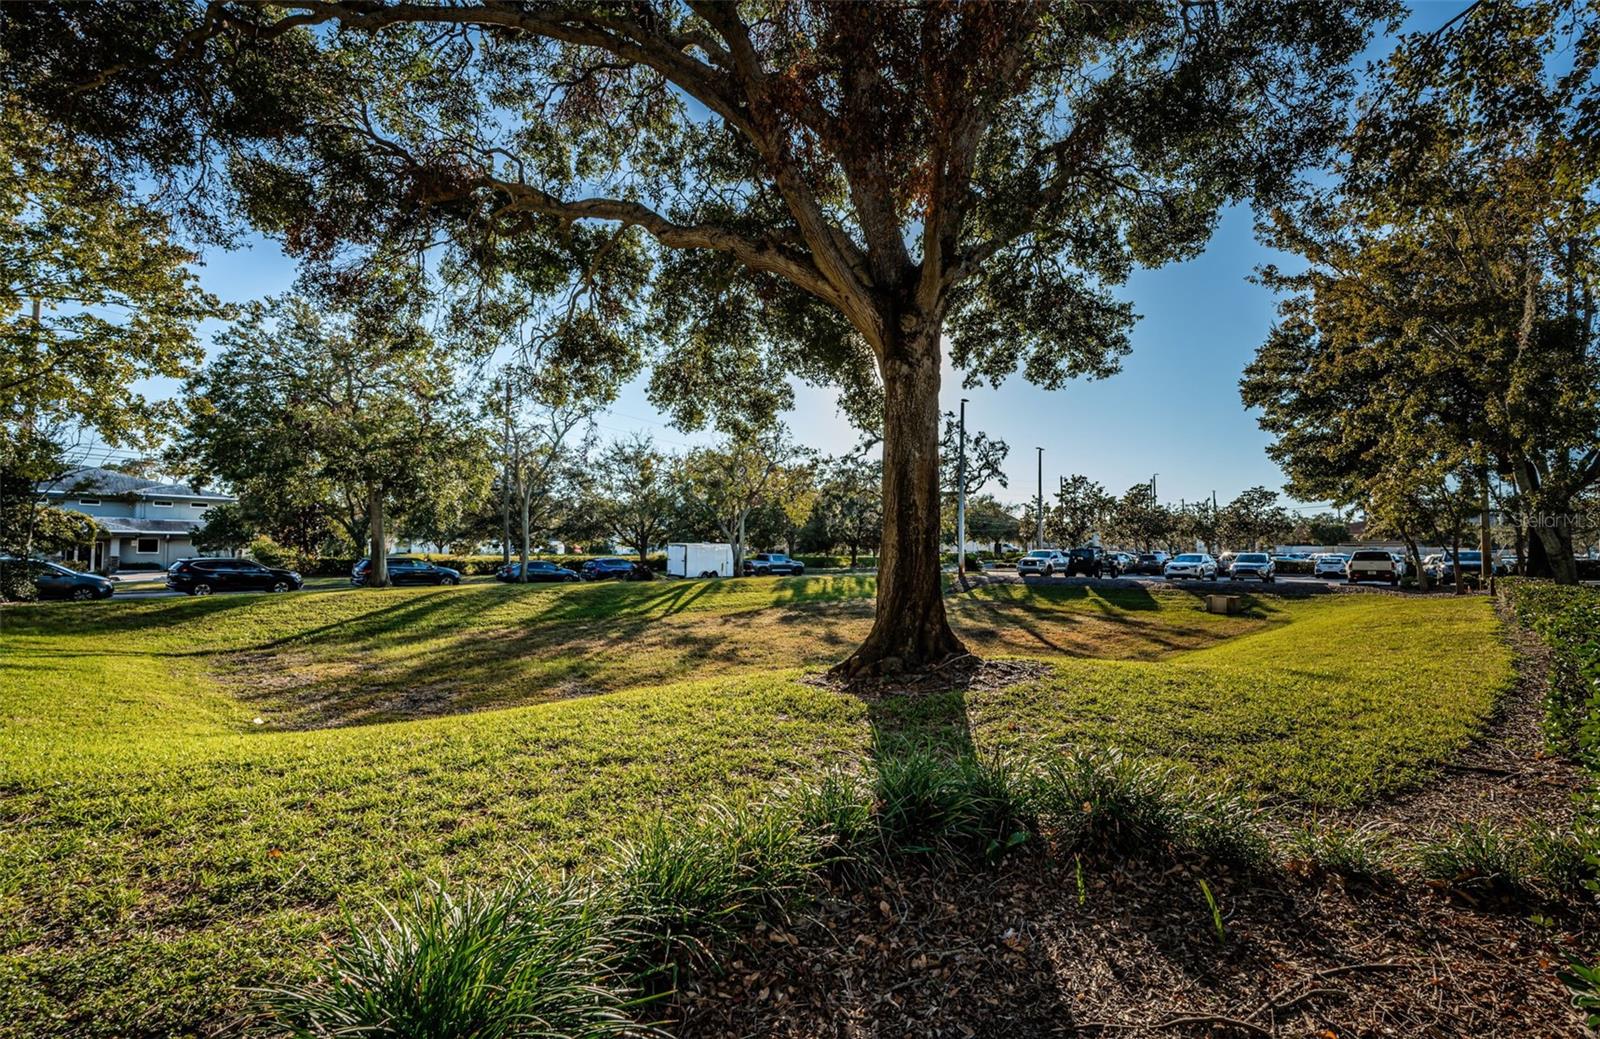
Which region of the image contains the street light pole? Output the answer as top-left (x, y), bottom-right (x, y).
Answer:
top-left (957, 398), bottom-right (968, 577)
top-left (1036, 447), bottom-right (1045, 549)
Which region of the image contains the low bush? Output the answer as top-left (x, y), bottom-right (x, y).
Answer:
top-left (608, 803), bottom-right (817, 974)
top-left (426, 553), bottom-right (669, 576)
top-left (794, 554), bottom-right (878, 570)
top-left (0, 563), bottom-right (38, 602)
top-left (1283, 823), bottom-right (1395, 883)
top-left (1500, 580), bottom-right (1600, 759)
top-left (1414, 820), bottom-right (1588, 902)
top-left (264, 875), bottom-right (640, 1039)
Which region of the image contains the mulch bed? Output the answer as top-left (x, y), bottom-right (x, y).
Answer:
top-left (669, 854), bottom-right (1590, 1038)
top-left (669, 602), bottom-right (1597, 1037)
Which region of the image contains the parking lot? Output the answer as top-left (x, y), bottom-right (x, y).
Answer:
top-left (80, 564), bottom-right (1409, 603)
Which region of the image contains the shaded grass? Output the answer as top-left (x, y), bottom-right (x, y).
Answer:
top-left (878, 595), bottom-right (1512, 805)
top-left (0, 578), bottom-right (1510, 1037)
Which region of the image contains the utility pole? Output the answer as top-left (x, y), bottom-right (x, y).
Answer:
top-left (1036, 447), bottom-right (1045, 549)
top-left (501, 378), bottom-right (512, 566)
top-left (956, 398), bottom-right (968, 576)
top-left (1480, 466), bottom-right (1493, 593)
top-left (1151, 473), bottom-right (1158, 503)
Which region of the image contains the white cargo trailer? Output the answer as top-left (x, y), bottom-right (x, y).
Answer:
top-left (667, 542), bottom-right (734, 578)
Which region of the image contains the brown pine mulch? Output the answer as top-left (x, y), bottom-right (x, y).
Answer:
top-left (667, 602), bottom-right (1597, 1038)
top-left (669, 853), bottom-right (1589, 1038)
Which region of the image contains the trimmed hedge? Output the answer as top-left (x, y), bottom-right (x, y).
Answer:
top-left (1499, 580), bottom-right (1600, 916)
top-left (269, 553), bottom-right (671, 578)
top-left (1502, 580), bottom-right (1600, 759)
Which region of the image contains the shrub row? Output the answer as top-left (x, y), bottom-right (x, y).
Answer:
top-left (1499, 579), bottom-right (1600, 1020)
top-left (267, 744), bottom-right (1271, 1037)
top-left (1500, 579), bottom-right (1600, 759)
top-left (244, 542), bottom-right (669, 578)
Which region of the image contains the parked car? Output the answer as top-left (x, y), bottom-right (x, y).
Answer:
top-left (1017, 549), bottom-right (1071, 577)
top-left (496, 560), bottom-right (580, 583)
top-left (1227, 552), bottom-right (1276, 582)
top-left (1064, 546), bottom-right (1111, 578)
top-left (581, 557), bottom-right (655, 581)
top-left (350, 557), bottom-right (461, 587)
top-left (1108, 551), bottom-right (1136, 574)
top-left (1432, 550), bottom-right (1506, 583)
top-left (1313, 554), bottom-right (1350, 579)
top-left (0, 558), bottom-right (115, 601)
top-left (169, 557), bottom-right (303, 595)
top-left (1346, 549), bottom-right (1400, 585)
top-left (1125, 552), bottom-right (1168, 576)
top-left (1215, 552), bottom-right (1235, 576)
top-left (1163, 553), bottom-right (1218, 580)
top-left (743, 552), bottom-right (806, 576)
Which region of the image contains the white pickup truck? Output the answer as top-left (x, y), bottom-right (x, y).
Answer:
top-left (1346, 549), bottom-right (1400, 585)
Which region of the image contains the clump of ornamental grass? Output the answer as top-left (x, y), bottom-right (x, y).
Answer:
top-left (1414, 819), bottom-right (1589, 902)
top-left (607, 802), bottom-right (818, 975)
top-left (1031, 747), bottom-right (1270, 868)
top-left (262, 874), bottom-right (642, 1039)
top-left (1284, 823), bottom-right (1396, 884)
top-left (870, 740), bottom-right (1038, 861)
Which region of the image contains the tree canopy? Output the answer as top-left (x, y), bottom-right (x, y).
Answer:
top-left (1243, 0), bottom-right (1600, 582)
top-left (4, 0), bottom-right (1390, 668)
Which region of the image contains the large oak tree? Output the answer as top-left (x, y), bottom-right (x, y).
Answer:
top-left (1243, 1), bottom-right (1600, 583)
top-left (4, 0), bottom-right (1387, 671)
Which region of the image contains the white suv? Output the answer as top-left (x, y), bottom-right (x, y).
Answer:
top-left (1163, 553), bottom-right (1218, 581)
top-left (1017, 550), bottom-right (1070, 578)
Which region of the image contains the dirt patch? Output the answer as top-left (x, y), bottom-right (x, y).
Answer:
top-left (670, 854), bottom-right (1591, 1038)
top-left (803, 655), bottom-right (1054, 700)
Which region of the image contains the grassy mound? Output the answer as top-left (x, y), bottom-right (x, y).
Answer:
top-left (0, 578), bottom-right (1510, 1037)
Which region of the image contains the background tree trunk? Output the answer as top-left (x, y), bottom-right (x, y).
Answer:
top-left (837, 330), bottom-right (965, 676)
top-left (519, 484), bottom-right (531, 583)
top-left (367, 484), bottom-right (388, 588)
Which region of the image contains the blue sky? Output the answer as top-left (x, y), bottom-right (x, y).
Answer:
top-left (103, 3), bottom-right (1471, 515)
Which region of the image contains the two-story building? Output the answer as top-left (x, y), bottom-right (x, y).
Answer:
top-left (40, 468), bottom-right (237, 572)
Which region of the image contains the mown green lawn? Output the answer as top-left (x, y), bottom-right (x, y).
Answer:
top-left (0, 577), bottom-right (1511, 1038)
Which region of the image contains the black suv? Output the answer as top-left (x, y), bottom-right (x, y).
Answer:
top-left (580, 557), bottom-right (655, 581)
top-left (496, 560), bottom-right (580, 583)
top-left (351, 557), bottom-right (462, 587)
top-left (1064, 546), bottom-right (1111, 578)
top-left (168, 558), bottom-right (303, 596)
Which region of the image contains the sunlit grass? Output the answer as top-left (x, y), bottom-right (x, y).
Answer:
top-left (0, 578), bottom-right (1509, 1037)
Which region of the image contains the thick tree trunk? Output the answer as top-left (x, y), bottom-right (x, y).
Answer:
top-left (836, 332), bottom-right (965, 676)
top-left (1530, 517), bottom-right (1578, 584)
top-left (368, 484), bottom-right (388, 588)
